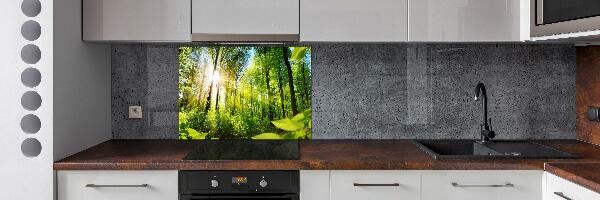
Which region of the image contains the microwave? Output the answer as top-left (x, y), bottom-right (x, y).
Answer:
top-left (532, 0), bottom-right (600, 37)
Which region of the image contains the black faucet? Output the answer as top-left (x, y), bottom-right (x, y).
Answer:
top-left (474, 83), bottom-right (495, 143)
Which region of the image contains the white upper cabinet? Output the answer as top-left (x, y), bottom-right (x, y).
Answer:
top-left (409, 0), bottom-right (530, 42)
top-left (300, 0), bottom-right (408, 42)
top-left (191, 0), bottom-right (299, 42)
top-left (82, 0), bottom-right (191, 41)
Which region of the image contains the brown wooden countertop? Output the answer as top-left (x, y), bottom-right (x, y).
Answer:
top-left (54, 139), bottom-right (600, 171)
top-left (545, 162), bottom-right (600, 194)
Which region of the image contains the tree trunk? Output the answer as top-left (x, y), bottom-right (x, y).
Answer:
top-left (264, 65), bottom-right (274, 121)
top-left (205, 47), bottom-right (221, 112)
top-left (215, 82), bottom-right (221, 111)
top-left (232, 85), bottom-right (237, 115)
top-left (300, 61), bottom-right (309, 109)
top-left (250, 85), bottom-right (254, 114)
top-left (282, 47), bottom-right (298, 115)
top-left (277, 66), bottom-right (286, 118)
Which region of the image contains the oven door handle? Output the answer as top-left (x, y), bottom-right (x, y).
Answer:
top-left (211, 196), bottom-right (296, 199)
top-left (181, 194), bottom-right (298, 200)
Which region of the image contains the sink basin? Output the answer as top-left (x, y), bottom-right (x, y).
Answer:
top-left (413, 140), bottom-right (577, 159)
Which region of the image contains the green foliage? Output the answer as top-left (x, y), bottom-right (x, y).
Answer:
top-left (252, 109), bottom-right (312, 139)
top-left (178, 47), bottom-right (311, 140)
top-left (291, 47), bottom-right (308, 62)
top-left (251, 133), bottom-right (283, 139)
top-left (272, 118), bottom-right (304, 132)
top-left (187, 128), bottom-right (207, 139)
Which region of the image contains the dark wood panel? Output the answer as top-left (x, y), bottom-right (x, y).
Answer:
top-left (577, 46), bottom-right (600, 144)
top-left (545, 162), bottom-right (600, 194)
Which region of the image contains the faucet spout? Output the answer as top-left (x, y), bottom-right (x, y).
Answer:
top-left (474, 83), bottom-right (495, 142)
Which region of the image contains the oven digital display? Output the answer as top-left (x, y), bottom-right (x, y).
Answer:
top-left (232, 177), bottom-right (248, 185)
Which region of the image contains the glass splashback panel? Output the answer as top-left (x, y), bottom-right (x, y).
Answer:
top-left (178, 47), bottom-right (311, 140)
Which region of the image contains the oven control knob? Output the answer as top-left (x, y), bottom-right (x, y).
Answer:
top-left (259, 179), bottom-right (268, 188)
top-left (211, 180), bottom-right (219, 188)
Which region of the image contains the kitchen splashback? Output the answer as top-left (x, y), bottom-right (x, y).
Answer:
top-left (112, 44), bottom-right (576, 139)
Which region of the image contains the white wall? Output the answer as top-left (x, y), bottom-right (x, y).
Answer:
top-left (53, 0), bottom-right (111, 161)
top-left (0, 0), bottom-right (53, 199)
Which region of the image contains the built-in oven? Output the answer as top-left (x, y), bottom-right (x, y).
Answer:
top-left (532, 0), bottom-right (600, 37)
top-left (179, 171), bottom-right (299, 200)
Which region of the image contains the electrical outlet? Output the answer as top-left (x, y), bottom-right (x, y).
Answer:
top-left (129, 106), bottom-right (143, 119)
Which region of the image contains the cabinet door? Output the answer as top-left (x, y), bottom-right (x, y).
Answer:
top-left (191, 0), bottom-right (299, 41)
top-left (82, 0), bottom-right (191, 41)
top-left (421, 170), bottom-right (543, 200)
top-left (409, 0), bottom-right (529, 42)
top-left (300, 170), bottom-right (330, 200)
top-left (300, 0), bottom-right (408, 42)
top-left (330, 170), bottom-right (420, 200)
top-left (545, 172), bottom-right (600, 200)
top-left (57, 170), bottom-right (178, 200)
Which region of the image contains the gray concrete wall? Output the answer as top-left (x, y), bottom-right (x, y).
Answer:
top-left (112, 44), bottom-right (576, 139)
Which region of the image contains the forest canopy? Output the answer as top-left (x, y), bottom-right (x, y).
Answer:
top-left (178, 46), bottom-right (312, 140)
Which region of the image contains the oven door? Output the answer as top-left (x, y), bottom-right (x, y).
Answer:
top-left (532, 0), bottom-right (600, 37)
top-left (180, 194), bottom-right (299, 200)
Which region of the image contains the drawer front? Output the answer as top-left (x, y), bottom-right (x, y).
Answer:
top-left (57, 170), bottom-right (178, 200)
top-left (545, 173), bottom-right (600, 200)
top-left (330, 170), bottom-right (420, 200)
top-left (422, 170), bottom-right (543, 200)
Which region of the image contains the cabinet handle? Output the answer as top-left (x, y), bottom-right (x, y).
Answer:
top-left (553, 192), bottom-right (573, 200)
top-left (85, 184), bottom-right (149, 188)
top-left (451, 182), bottom-right (514, 188)
top-left (353, 183), bottom-right (400, 187)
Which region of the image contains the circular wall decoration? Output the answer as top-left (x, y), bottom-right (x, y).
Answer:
top-left (21, 44), bottom-right (41, 64)
top-left (21, 20), bottom-right (41, 41)
top-left (21, 0), bottom-right (41, 17)
top-left (21, 91), bottom-right (42, 111)
top-left (21, 0), bottom-right (44, 160)
top-left (21, 68), bottom-right (41, 88)
top-left (21, 138), bottom-right (42, 157)
top-left (20, 114), bottom-right (41, 134)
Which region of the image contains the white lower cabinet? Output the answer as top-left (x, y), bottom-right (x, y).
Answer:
top-left (330, 170), bottom-right (421, 200)
top-left (421, 170), bottom-right (543, 200)
top-left (57, 170), bottom-right (178, 200)
top-left (57, 170), bottom-right (600, 200)
top-left (545, 172), bottom-right (600, 200)
top-left (301, 170), bottom-right (331, 200)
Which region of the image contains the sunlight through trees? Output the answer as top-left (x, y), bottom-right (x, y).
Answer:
top-left (178, 46), bottom-right (312, 140)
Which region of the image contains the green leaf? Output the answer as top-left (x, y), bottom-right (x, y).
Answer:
top-left (291, 47), bottom-right (308, 62)
top-left (272, 118), bottom-right (303, 132)
top-left (252, 133), bottom-right (283, 139)
top-left (186, 128), bottom-right (207, 140)
top-left (291, 113), bottom-right (305, 123)
top-left (279, 131), bottom-right (307, 139)
top-left (281, 133), bottom-right (296, 139)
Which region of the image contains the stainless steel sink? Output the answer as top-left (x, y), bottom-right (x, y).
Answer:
top-left (413, 140), bottom-right (577, 159)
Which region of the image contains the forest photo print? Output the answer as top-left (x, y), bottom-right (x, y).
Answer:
top-left (178, 47), bottom-right (312, 140)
